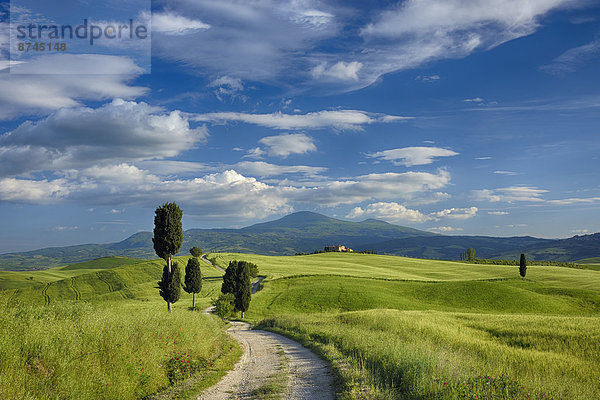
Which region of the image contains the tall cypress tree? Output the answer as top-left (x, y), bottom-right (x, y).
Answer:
top-left (158, 262), bottom-right (181, 306)
top-left (153, 202), bottom-right (183, 312)
top-left (235, 262), bottom-right (251, 318)
top-left (519, 253), bottom-right (527, 279)
top-left (221, 261), bottom-right (238, 296)
top-left (183, 257), bottom-right (202, 310)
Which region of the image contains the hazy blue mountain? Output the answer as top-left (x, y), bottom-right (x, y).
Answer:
top-left (1, 212), bottom-right (598, 270)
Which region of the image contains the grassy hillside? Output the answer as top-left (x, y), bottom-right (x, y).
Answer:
top-left (208, 252), bottom-right (600, 399)
top-left (0, 255), bottom-right (242, 400)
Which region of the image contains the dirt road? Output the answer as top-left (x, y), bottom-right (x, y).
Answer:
top-left (197, 322), bottom-right (334, 400)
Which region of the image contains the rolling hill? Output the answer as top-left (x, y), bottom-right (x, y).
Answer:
top-left (1, 211), bottom-right (599, 270)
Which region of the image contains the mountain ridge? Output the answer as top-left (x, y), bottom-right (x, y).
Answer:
top-left (1, 211), bottom-right (598, 270)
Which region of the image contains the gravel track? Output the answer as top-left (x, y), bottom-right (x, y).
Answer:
top-left (198, 321), bottom-right (334, 400)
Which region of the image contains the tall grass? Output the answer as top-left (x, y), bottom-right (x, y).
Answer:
top-left (258, 310), bottom-right (600, 399)
top-left (0, 301), bottom-right (239, 400)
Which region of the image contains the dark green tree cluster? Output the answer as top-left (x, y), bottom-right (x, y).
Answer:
top-left (460, 248), bottom-right (477, 262)
top-left (221, 261), bottom-right (253, 318)
top-left (189, 246), bottom-right (203, 258)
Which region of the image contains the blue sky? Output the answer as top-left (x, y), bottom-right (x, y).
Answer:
top-left (1, 0), bottom-right (600, 252)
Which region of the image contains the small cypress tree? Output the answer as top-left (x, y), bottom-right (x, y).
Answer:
top-left (158, 262), bottom-right (181, 307)
top-left (221, 261), bottom-right (238, 295)
top-left (183, 257), bottom-right (202, 310)
top-left (235, 262), bottom-right (251, 318)
top-left (519, 253), bottom-right (527, 279)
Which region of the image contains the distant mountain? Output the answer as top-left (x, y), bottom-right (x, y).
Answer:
top-left (0, 212), bottom-right (434, 270)
top-left (1, 211), bottom-right (599, 270)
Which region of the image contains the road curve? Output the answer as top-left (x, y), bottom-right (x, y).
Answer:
top-left (197, 322), bottom-right (334, 400)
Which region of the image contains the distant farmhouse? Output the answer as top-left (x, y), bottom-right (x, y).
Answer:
top-left (324, 245), bottom-right (354, 253)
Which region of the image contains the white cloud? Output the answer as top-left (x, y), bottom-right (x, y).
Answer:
top-left (547, 197), bottom-right (600, 205)
top-left (368, 147), bottom-right (458, 166)
top-left (416, 74), bottom-right (440, 82)
top-left (0, 99), bottom-right (206, 176)
top-left (346, 202), bottom-right (429, 223)
top-left (429, 226), bottom-right (463, 233)
top-left (191, 109), bottom-right (411, 131)
top-left (0, 54), bottom-right (147, 120)
top-left (476, 156), bottom-right (492, 160)
top-left (488, 211), bottom-right (509, 215)
top-left (209, 76), bottom-right (247, 102)
top-left (0, 178), bottom-right (70, 203)
top-left (494, 170), bottom-right (519, 176)
top-left (52, 225), bottom-right (79, 232)
top-left (429, 207), bottom-right (478, 220)
top-left (464, 97), bottom-right (484, 103)
top-left (471, 186), bottom-right (548, 202)
top-left (346, 202), bottom-right (477, 223)
top-left (312, 61), bottom-right (363, 81)
top-left (243, 147), bottom-right (267, 159)
top-left (540, 39), bottom-right (600, 75)
top-left (235, 161), bottom-right (326, 177)
top-left (296, 169), bottom-right (452, 206)
top-left (149, 11), bottom-right (211, 35)
top-left (572, 229), bottom-right (589, 234)
top-left (258, 133), bottom-right (316, 158)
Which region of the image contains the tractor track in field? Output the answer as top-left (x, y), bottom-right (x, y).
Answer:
top-left (41, 283), bottom-right (51, 305)
top-left (96, 272), bottom-right (114, 293)
top-left (71, 278), bottom-right (81, 300)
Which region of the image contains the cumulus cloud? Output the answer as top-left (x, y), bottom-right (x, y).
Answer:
top-left (258, 133), bottom-right (316, 158)
top-left (312, 61), bottom-right (363, 81)
top-left (0, 54), bottom-right (147, 120)
top-left (464, 97), bottom-right (484, 103)
top-left (471, 186), bottom-right (548, 202)
top-left (191, 109), bottom-right (411, 131)
top-left (148, 11), bottom-right (211, 34)
top-left (0, 99), bottom-right (206, 176)
top-left (367, 147), bottom-right (458, 167)
top-left (0, 164), bottom-right (454, 221)
top-left (346, 202), bottom-right (477, 223)
top-left (0, 178), bottom-right (70, 203)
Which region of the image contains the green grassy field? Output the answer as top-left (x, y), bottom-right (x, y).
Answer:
top-left (210, 252), bottom-right (600, 399)
top-left (0, 255), bottom-right (241, 400)
top-left (2, 251), bottom-right (599, 399)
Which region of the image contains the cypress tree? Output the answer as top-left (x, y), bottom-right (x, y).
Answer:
top-left (519, 253), bottom-right (527, 279)
top-left (221, 261), bottom-right (238, 295)
top-left (235, 262), bottom-right (251, 318)
top-left (183, 257), bottom-right (202, 310)
top-left (158, 262), bottom-right (181, 306)
top-left (153, 202), bottom-right (183, 312)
